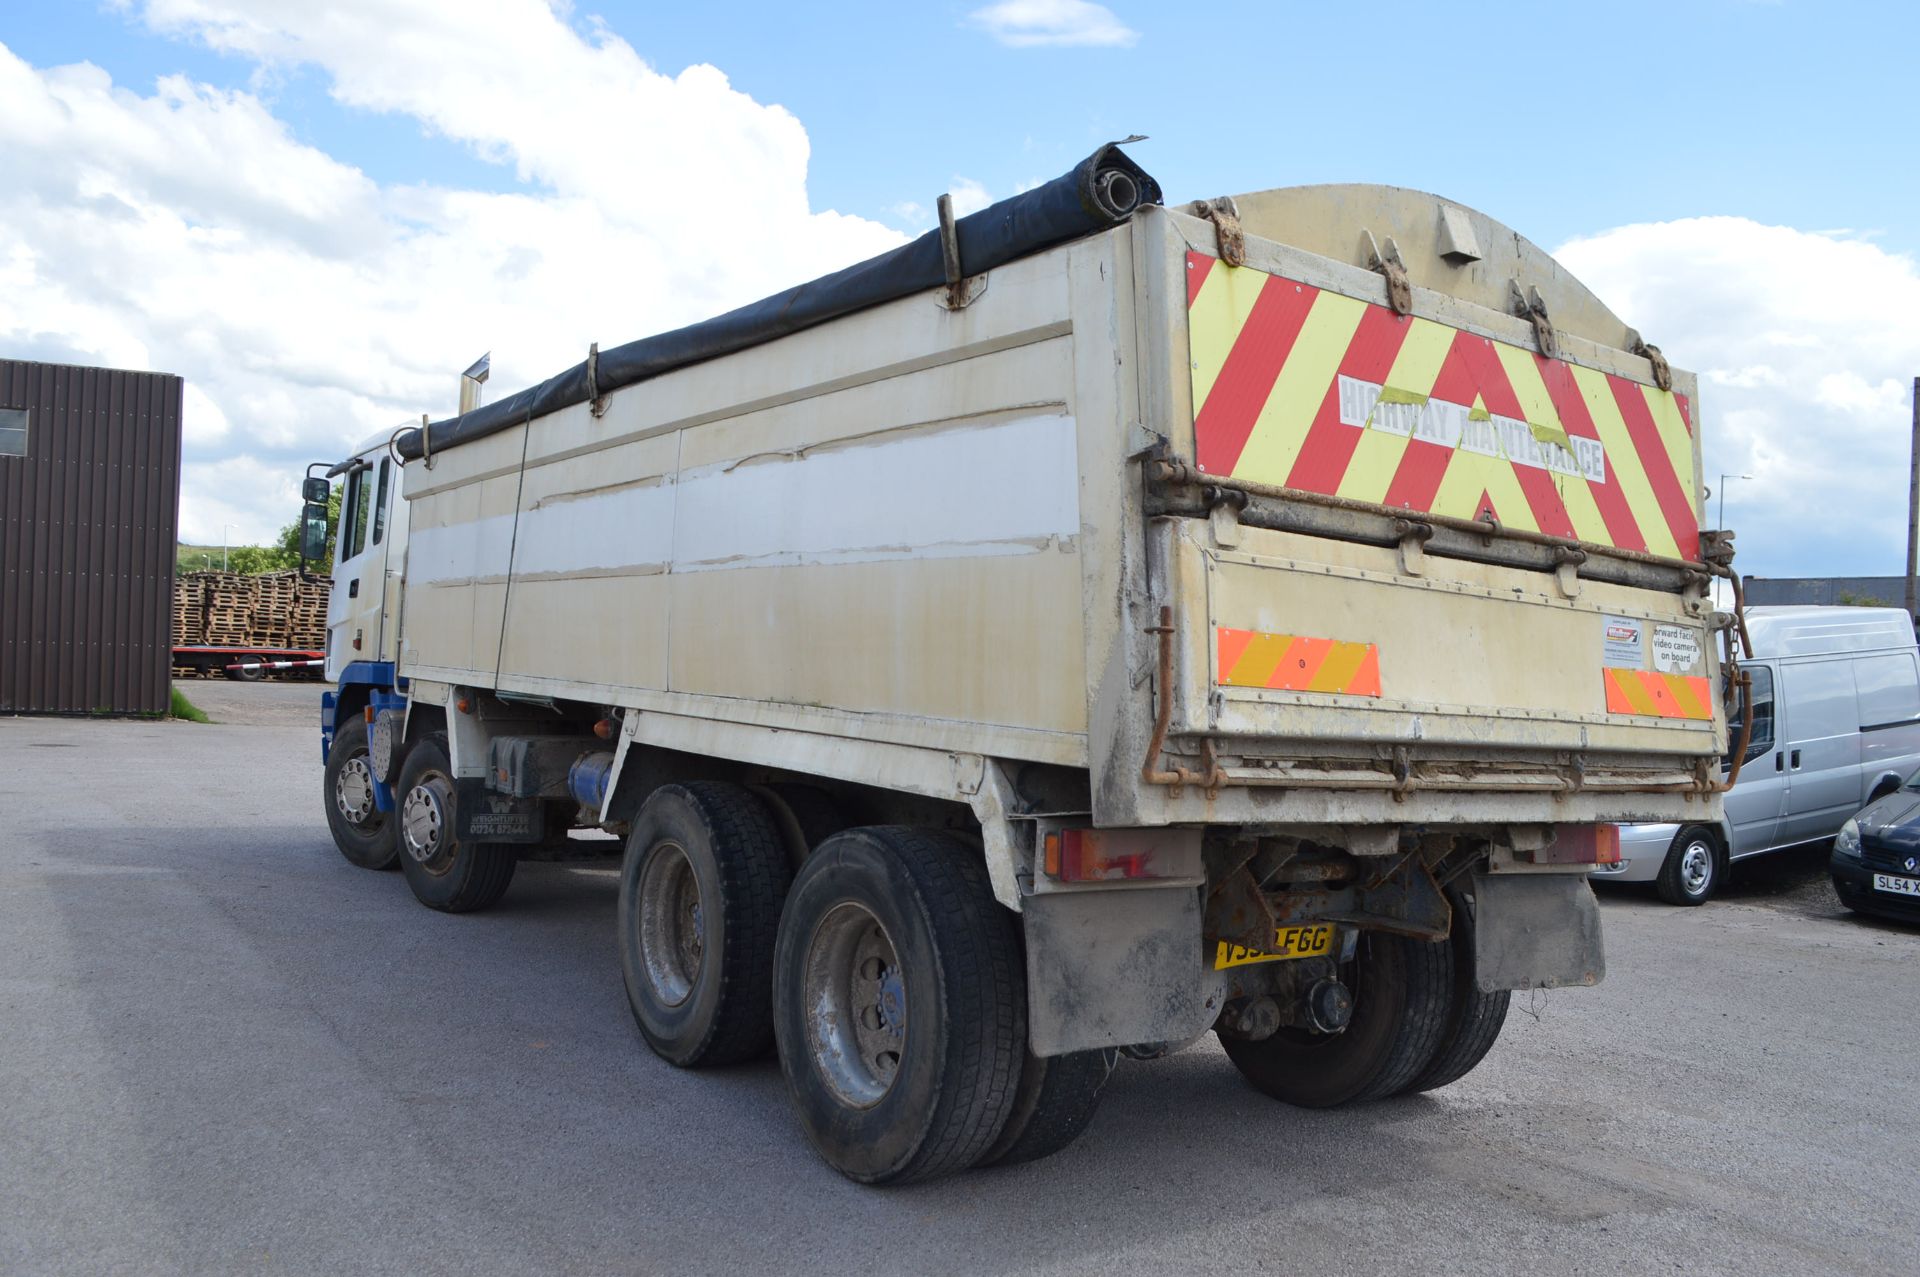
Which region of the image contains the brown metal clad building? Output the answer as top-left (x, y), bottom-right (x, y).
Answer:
top-left (0, 358), bottom-right (184, 715)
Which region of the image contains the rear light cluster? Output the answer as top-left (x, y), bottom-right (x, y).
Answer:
top-left (1042, 829), bottom-right (1184, 882)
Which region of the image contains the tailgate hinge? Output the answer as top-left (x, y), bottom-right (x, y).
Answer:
top-left (1509, 279), bottom-right (1558, 359)
top-left (1363, 230), bottom-right (1412, 316)
top-left (1189, 197), bottom-right (1246, 267)
top-left (1625, 328), bottom-right (1674, 391)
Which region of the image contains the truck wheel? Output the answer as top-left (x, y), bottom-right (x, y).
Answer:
top-left (1400, 884), bottom-right (1509, 1094)
top-left (395, 734), bottom-right (516, 913)
top-left (225, 660), bottom-right (263, 682)
top-left (772, 827), bottom-right (1024, 1184)
top-left (752, 782), bottom-right (847, 871)
top-left (1655, 826), bottom-right (1721, 906)
top-left (619, 783), bottom-right (792, 1067)
top-left (1221, 932), bottom-right (1452, 1108)
top-left (977, 1047), bottom-right (1116, 1168)
top-left (323, 718), bottom-right (398, 870)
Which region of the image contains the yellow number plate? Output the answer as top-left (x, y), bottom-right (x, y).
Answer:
top-left (1213, 923), bottom-right (1336, 970)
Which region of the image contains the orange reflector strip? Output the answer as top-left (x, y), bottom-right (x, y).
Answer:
top-left (1217, 626), bottom-right (1381, 697)
top-left (1602, 668), bottom-right (1713, 720)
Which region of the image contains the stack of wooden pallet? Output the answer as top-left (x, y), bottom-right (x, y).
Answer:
top-left (202, 572), bottom-right (255, 646)
top-left (171, 575), bottom-right (207, 647)
top-left (171, 570), bottom-right (333, 650)
top-left (287, 575), bottom-right (330, 646)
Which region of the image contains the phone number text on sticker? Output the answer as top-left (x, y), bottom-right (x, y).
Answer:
top-left (1214, 923), bottom-right (1336, 969)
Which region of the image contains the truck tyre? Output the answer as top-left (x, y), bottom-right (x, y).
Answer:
top-left (1655, 825), bottom-right (1721, 906)
top-left (977, 1047), bottom-right (1116, 1168)
top-left (226, 657), bottom-right (263, 682)
top-left (395, 734), bottom-right (517, 913)
top-left (323, 717), bottom-right (398, 870)
top-left (1400, 884), bottom-right (1509, 1094)
top-left (752, 782), bottom-right (847, 871)
top-left (1221, 932), bottom-right (1452, 1108)
top-left (619, 783), bottom-right (792, 1068)
top-left (772, 827), bottom-right (1024, 1185)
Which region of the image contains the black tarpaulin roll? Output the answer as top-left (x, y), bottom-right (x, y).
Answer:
top-left (394, 144), bottom-right (1160, 461)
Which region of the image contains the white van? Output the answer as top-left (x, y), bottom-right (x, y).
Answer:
top-left (1596, 606), bottom-right (1920, 904)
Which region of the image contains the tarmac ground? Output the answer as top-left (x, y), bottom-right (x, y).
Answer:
top-left (2, 683), bottom-right (1914, 1275)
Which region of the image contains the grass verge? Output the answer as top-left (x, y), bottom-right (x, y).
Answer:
top-left (169, 686), bottom-right (212, 723)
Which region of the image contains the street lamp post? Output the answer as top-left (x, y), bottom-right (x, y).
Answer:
top-left (1717, 473), bottom-right (1752, 533)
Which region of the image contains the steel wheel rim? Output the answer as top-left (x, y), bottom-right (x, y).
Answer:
top-left (335, 755), bottom-right (377, 827)
top-left (802, 903), bottom-right (905, 1108)
top-left (1680, 840), bottom-right (1714, 895)
top-left (401, 770), bottom-right (455, 874)
top-left (638, 842), bottom-right (703, 1007)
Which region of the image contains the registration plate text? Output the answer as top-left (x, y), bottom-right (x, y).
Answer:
top-left (1872, 873), bottom-right (1920, 898)
top-left (1213, 923), bottom-right (1337, 969)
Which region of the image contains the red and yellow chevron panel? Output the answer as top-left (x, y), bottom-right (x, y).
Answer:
top-left (1602, 668), bottom-right (1713, 720)
top-left (1217, 626), bottom-right (1382, 697)
top-left (1186, 253), bottom-right (1701, 562)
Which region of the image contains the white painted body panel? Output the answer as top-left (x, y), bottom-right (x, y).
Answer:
top-left (380, 204), bottom-right (1727, 845)
top-left (399, 248), bottom-right (1093, 766)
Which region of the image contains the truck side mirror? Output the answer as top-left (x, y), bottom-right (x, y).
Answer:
top-left (299, 502), bottom-right (329, 565)
top-left (302, 477), bottom-right (331, 504)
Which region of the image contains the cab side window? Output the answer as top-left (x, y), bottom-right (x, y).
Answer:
top-left (338, 466), bottom-right (370, 564)
top-left (371, 458), bottom-right (391, 546)
top-left (1727, 664), bottom-right (1775, 767)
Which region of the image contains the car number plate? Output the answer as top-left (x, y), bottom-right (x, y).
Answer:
top-left (1872, 873), bottom-right (1920, 897)
top-left (1213, 923), bottom-right (1337, 970)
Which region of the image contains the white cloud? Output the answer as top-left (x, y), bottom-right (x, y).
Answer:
top-left (1556, 218), bottom-right (1920, 577)
top-left (885, 199), bottom-right (929, 229)
top-left (967, 0), bottom-right (1139, 48)
top-left (0, 3), bottom-right (905, 544)
top-left (947, 177), bottom-right (993, 217)
top-left (884, 177), bottom-right (991, 230)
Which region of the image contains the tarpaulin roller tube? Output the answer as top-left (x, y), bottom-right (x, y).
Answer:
top-left (395, 143), bottom-right (1161, 462)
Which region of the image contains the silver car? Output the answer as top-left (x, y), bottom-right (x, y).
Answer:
top-left (1594, 606), bottom-right (1920, 904)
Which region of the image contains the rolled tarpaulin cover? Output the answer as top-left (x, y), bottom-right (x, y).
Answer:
top-left (395, 143), bottom-right (1160, 461)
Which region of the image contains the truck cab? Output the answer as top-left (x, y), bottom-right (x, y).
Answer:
top-left (323, 440), bottom-right (408, 683)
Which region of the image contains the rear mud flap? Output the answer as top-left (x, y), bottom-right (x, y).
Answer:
top-left (1022, 885), bottom-right (1219, 1057)
top-left (1471, 872), bottom-right (1606, 992)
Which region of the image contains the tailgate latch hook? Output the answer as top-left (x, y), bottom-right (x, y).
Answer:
top-left (1364, 231), bottom-right (1413, 316)
top-left (1189, 197), bottom-right (1246, 267)
top-left (1625, 328), bottom-right (1674, 391)
top-left (1509, 280), bottom-right (1559, 359)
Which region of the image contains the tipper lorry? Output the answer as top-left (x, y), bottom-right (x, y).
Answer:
top-left (302, 145), bottom-right (1743, 1184)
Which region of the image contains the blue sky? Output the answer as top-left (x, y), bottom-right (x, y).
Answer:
top-left (1, 0), bottom-right (1917, 578)
top-left (14, 0), bottom-right (1913, 254)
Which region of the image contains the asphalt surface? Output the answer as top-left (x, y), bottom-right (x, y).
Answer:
top-left (3, 687), bottom-right (1916, 1275)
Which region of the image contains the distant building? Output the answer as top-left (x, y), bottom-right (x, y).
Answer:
top-left (0, 358), bottom-right (183, 714)
top-left (1743, 575), bottom-right (1918, 622)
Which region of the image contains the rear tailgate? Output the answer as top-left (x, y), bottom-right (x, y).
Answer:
top-left (1145, 209), bottom-right (1723, 795)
